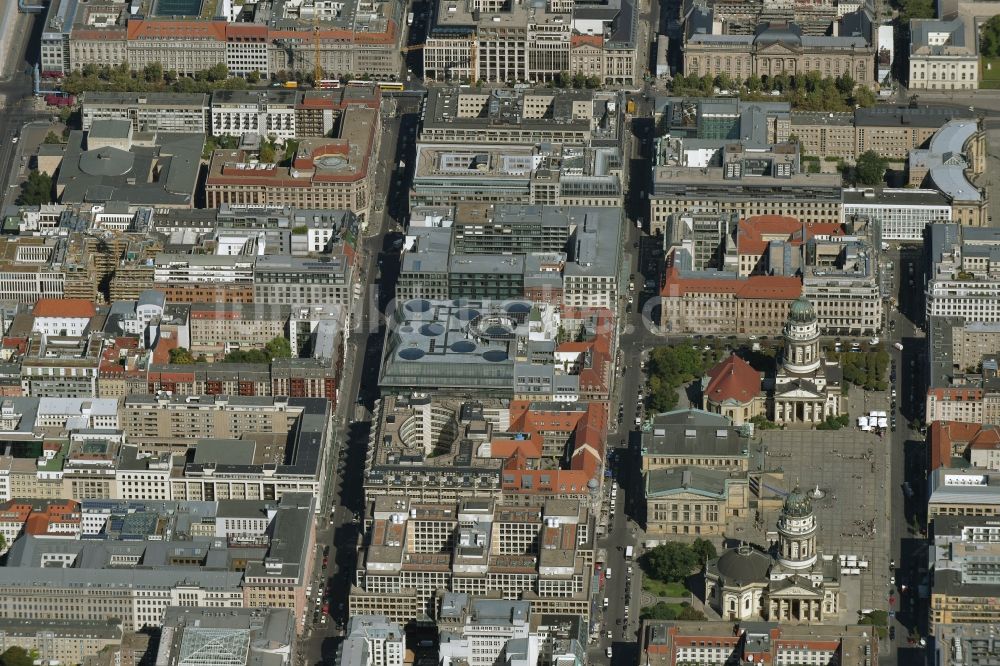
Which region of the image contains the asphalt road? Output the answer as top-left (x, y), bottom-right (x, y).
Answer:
top-left (296, 94), bottom-right (416, 666)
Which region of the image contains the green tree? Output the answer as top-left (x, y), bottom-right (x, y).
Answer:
top-left (745, 74), bottom-right (763, 92)
top-left (259, 142), bottom-right (277, 163)
top-left (690, 538), bottom-right (717, 563)
top-left (983, 16), bottom-right (1000, 57)
top-left (1, 647), bottom-right (34, 666)
top-left (43, 131), bottom-right (64, 145)
top-left (206, 63), bottom-right (229, 82)
top-left (571, 72), bottom-right (586, 89)
top-left (835, 73), bottom-right (856, 95)
top-left (247, 70), bottom-right (261, 84)
top-left (641, 542), bottom-right (700, 583)
top-left (169, 347), bottom-right (196, 365)
top-left (855, 150), bottom-right (888, 186)
top-left (0, 532), bottom-right (6, 553)
top-left (639, 602), bottom-right (706, 621)
top-left (16, 170), bottom-right (53, 206)
top-left (264, 336), bottom-right (292, 359)
top-left (143, 62), bottom-right (164, 83)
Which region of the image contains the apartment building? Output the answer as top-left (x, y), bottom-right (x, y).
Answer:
top-left (0, 619), bottom-right (122, 665)
top-left (145, 359), bottom-right (341, 402)
top-left (253, 255), bottom-right (354, 307)
top-left (18, 334), bottom-right (103, 398)
top-left (649, 140), bottom-right (842, 236)
top-left (929, 515), bottom-right (1000, 628)
top-left (205, 94), bottom-right (381, 221)
top-left (926, 386), bottom-right (1000, 426)
top-left (438, 600), bottom-right (531, 666)
top-left (349, 497), bottom-right (595, 623)
top-left (118, 394), bottom-right (331, 505)
top-left (909, 17), bottom-right (979, 91)
top-left (189, 304), bottom-right (290, 357)
top-left (80, 92), bottom-right (210, 133)
top-left (153, 254), bottom-right (256, 304)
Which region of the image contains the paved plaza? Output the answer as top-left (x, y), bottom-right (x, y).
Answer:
top-left (728, 426), bottom-right (893, 618)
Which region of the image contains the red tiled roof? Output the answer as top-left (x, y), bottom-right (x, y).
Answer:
top-left (571, 34), bottom-right (603, 48)
top-left (929, 420), bottom-right (988, 470)
top-left (738, 216), bottom-right (844, 256)
top-left (660, 259), bottom-right (802, 300)
top-left (704, 354), bottom-right (761, 405)
top-left (928, 388), bottom-right (983, 401)
top-left (32, 298), bottom-right (96, 318)
top-left (127, 20), bottom-right (227, 42)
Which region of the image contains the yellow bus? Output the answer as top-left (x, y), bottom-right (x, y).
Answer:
top-left (376, 82), bottom-right (404, 91)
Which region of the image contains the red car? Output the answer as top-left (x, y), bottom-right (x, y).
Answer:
top-left (322, 603), bottom-right (330, 615)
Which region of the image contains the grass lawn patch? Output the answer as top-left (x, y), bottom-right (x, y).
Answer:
top-left (642, 577), bottom-right (687, 598)
top-left (982, 57), bottom-right (1000, 88)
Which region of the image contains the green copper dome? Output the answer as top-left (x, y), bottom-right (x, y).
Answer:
top-left (787, 296), bottom-right (816, 324)
top-left (782, 486), bottom-right (812, 518)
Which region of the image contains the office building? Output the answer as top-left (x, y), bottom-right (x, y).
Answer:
top-left (205, 92), bottom-right (381, 221)
top-left (926, 226), bottom-right (1000, 323)
top-left (909, 17), bottom-right (979, 91)
top-left (843, 188), bottom-right (953, 241)
top-left (438, 600), bottom-right (531, 666)
top-left (0, 493), bottom-right (315, 632)
top-left (349, 497), bottom-right (595, 624)
top-left (650, 140), bottom-right (842, 235)
top-left (80, 92), bottom-right (210, 134)
top-left (412, 143), bottom-right (623, 209)
top-left (928, 468), bottom-right (1000, 518)
top-left (419, 88), bottom-right (623, 145)
top-left (156, 607), bottom-right (295, 666)
top-left (639, 621), bottom-right (879, 666)
top-left (338, 616), bottom-right (405, 666)
top-left (423, 0), bottom-right (638, 85)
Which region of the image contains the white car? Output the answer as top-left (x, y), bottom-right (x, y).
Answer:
top-left (606, 647), bottom-right (613, 658)
top-left (870, 337), bottom-right (880, 345)
top-left (11, 137), bottom-right (18, 144)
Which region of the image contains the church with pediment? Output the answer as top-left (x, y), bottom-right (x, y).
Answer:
top-left (704, 487), bottom-right (841, 623)
top-left (702, 296), bottom-right (844, 426)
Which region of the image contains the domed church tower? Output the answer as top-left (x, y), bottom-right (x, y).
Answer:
top-left (782, 296), bottom-right (821, 376)
top-left (776, 486), bottom-right (818, 570)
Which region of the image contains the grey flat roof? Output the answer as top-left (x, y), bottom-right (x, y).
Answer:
top-left (642, 408), bottom-right (750, 458)
top-left (843, 187), bottom-right (952, 207)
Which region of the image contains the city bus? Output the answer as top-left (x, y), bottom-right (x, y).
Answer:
top-left (376, 81), bottom-right (405, 91)
top-left (317, 79), bottom-right (341, 89)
